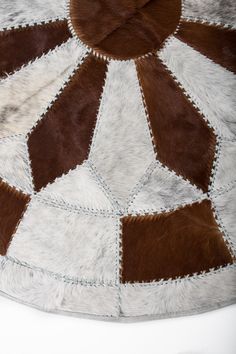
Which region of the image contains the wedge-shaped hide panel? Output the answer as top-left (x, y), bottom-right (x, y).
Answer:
top-left (28, 55), bottom-right (107, 191)
top-left (38, 163), bottom-right (114, 212)
top-left (0, 20), bottom-right (71, 78)
top-left (122, 200), bottom-right (233, 283)
top-left (159, 37), bottom-right (236, 140)
top-left (176, 21), bottom-right (236, 73)
top-left (136, 55), bottom-right (216, 192)
top-left (128, 162), bottom-right (204, 214)
top-left (0, 180), bottom-right (30, 255)
top-left (89, 60), bottom-right (155, 206)
top-left (0, 38), bottom-right (86, 139)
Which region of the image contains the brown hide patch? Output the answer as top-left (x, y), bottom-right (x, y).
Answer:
top-left (136, 55), bottom-right (216, 192)
top-left (28, 55), bottom-right (107, 192)
top-left (121, 200), bottom-right (233, 283)
top-left (176, 21), bottom-right (236, 73)
top-left (0, 20), bottom-right (71, 78)
top-left (0, 180), bottom-right (30, 255)
top-left (70, 0), bottom-right (181, 59)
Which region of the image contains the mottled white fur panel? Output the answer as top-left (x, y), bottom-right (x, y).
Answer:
top-left (38, 162), bottom-right (113, 212)
top-left (120, 266), bottom-right (236, 317)
top-left (8, 199), bottom-right (118, 283)
top-left (159, 37), bottom-right (236, 140)
top-left (0, 135), bottom-right (33, 193)
top-left (0, 38), bottom-right (87, 138)
top-left (89, 60), bottom-right (155, 207)
top-left (212, 141), bottom-right (236, 192)
top-left (183, 0), bottom-right (236, 28)
top-left (61, 283), bottom-right (118, 317)
top-left (128, 162), bottom-right (204, 214)
top-left (0, 258), bottom-right (119, 316)
top-left (0, 258), bottom-right (64, 311)
top-left (211, 185), bottom-right (236, 253)
top-left (0, 0), bottom-right (67, 30)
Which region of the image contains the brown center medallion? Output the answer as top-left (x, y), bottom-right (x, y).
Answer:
top-left (69, 0), bottom-right (181, 59)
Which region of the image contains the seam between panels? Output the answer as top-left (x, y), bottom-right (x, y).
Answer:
top-left (0, 135), bottom-right (33, 195)
top-left (23, 138), bottom-right (34, 193)
top-left (86, 59), bottom-right (109, 157)
top-left (86, 63), bottom-right (123, 212)
top-left (116, 217), bottom-right (122, 317)
top-left (132, 60), bottom-right (157, 156)
top-left (0, 38), bottom-right (73, 84)
top-left (181, 15), bottom-right (236, 30)
top-left (34, 194), bottom-right (120, 218)
top-left (7, 197), bottom-right (31, 252)
top-left (126, 161), bottom-right (157, 212)
top-left (126, 159), bottom-right (207, 216)
top-left (156, 0), bottom-right (185, 54)
top-left (25, 47), bottom-right (89, 191)
top-left (172, 14), bottom-right (236, 77)
top-left (88, 63), bottom-right (110, 156)
top-left (66, 0), bottom-right (92, 56)
top-left (0, 17), bottom-right (67, 32)
top-left (86, 161), bottom-right (123, 212)
top-left (127, 196), bottom-right (208, 218)
top-left (210, 180), bottom-right (236, 197)
top-left (26, 40), bottom-right (88, 137)
top-left (1, 256), bottom-right (115, 288)
top-left (157, 37), bottom-right (234, 142)
top-left (123, 263), bottom-right (236, 288)
top-left (2, 257), bottom-right (235, 289)
top-left (134, 63), bottom-right (157, 158)
top-left (66, 0), bottom-right (184, 63)
top-left (211, 202), bottom-right (236, 259)
top-left (208, 135), bottom-right (223, 193)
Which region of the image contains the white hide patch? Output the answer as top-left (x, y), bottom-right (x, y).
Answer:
top-left (0, 258), bottom-right (119, 317)
top-left (120, 266), bottom-right (236, 317)
top-left (0, 135), bottom-right (33, 193)
top-left (0, 0), bottom-right (67, 30)
top-left (128, 162), bottom-right (204, 214)
top-left (159, 37), bottom-right (236, 140)
top-left (0, 38), bottom-right (87, 138)
top-left (7, 199), bottom-right (119, 283)
top-left (212, 140), bottom-right (236, 192)
top-left (89, 60), bottom-right (155, 207)
top-left (37, 162), bottom-right (114, 212)
top-left (183, 0), bottom-right (236, 28)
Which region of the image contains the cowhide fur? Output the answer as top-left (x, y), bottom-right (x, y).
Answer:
top-left (0, 135), bottom-right (33, 194)
top-left (0, 0), bottom-right (235, 322)
top-left (89, 60), bottom-right (155, 207)
top-left (159, 37), bottom-right (236, 140)
top-left (0, 0), bottom-right (67, 30)
top-left (183, 0), bottom-right (236, 28)
top-left (0, 38), bottom-right (87, 139)
top-left (7, 198), bottom-right (119, 283)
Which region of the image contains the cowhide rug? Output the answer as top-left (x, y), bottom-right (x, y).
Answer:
top-left (0, 0), bottom-right (235, 321)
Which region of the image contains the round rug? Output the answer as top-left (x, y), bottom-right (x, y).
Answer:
top-left (0, 0), bottom-right (235, 321)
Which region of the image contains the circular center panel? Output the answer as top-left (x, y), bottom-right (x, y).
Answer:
top-left (69, 0), bottom-right (181, 60)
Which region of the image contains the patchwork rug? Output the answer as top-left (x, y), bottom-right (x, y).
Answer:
top-left (0, 0), bottom-right (235, 321)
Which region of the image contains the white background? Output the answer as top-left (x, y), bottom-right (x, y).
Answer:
top-left (0, 296), bottom-right (235, 354)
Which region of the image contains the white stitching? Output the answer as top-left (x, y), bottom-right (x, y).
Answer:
top-left (123, 263), bottom-right (236, 287)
